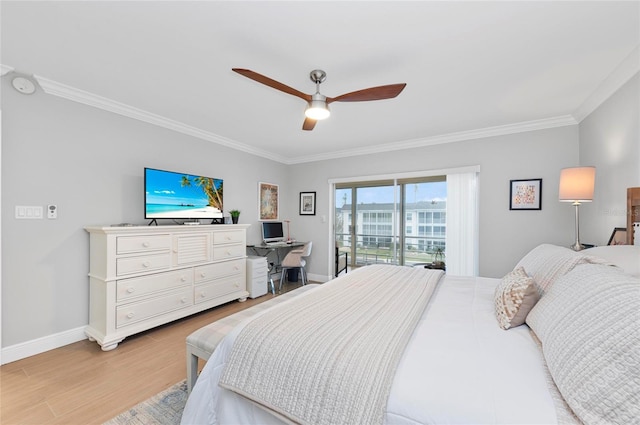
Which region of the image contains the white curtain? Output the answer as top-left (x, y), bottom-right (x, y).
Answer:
top-left (446, 172), bottom-right (479, 276)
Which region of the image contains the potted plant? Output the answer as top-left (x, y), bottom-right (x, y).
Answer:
top-left (432, 246), bottom-right (445, 268)
top-left (229, 210), bottom-right (241, 224)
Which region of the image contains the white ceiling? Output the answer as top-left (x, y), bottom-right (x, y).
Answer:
top-left (2, 1), bottom-right (639, 164)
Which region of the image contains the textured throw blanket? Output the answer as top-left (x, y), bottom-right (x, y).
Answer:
top-left (219, 264), bottom-right (444, 425)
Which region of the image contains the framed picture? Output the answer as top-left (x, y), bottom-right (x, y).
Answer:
top-left (509, 178), bottom-right (542, 210)
top-left (299, 191), bottom-right (316, 215)
top-left (607, 227), bottom-right (627, 245)
top-left (258, 182), bottom-right (279, 220)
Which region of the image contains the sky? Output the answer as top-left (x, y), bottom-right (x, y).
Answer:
top-left (145, 168), bottom-right (222, 205)
top-left (336, 181), bottom-right (447, 206)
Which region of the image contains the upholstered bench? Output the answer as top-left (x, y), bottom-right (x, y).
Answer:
top-left (186, 284), bottom-right (320, 392)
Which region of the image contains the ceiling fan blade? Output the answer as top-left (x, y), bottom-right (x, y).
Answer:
top-left (302, 117), bottom-right (317, 131)
top-left (232, 68), bottom-right (311, 102)
top-left (327, 83), bottom-right (407, 104)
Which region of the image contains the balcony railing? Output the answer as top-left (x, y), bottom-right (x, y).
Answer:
top-left (335, 233), bottom-right (445, 267)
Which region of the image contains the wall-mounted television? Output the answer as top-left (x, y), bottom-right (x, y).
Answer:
top-left (144, 167), bottom-right (223, 222)
top-left (262, 221), bottom-right (285, 244)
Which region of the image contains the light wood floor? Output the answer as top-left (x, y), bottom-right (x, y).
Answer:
top-left (0, 281), bottom-right (309, 425)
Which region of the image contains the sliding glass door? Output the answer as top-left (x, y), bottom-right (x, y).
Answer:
top-left (335, 178), bottom-right (446, 269)
top-left (401, 179), bottom-right (447, 266)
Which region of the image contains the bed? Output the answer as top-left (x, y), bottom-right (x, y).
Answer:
top-left (181, 244), bottom-right (640, 425)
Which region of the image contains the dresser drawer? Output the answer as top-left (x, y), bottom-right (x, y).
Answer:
top-left (117, 235), bottom-right (171, 254)
top-left (195, 275), bottom-right (245, 304)
top-left (213, 230), bottom-right (244, 245)
top-left (116, 269), bottom-right (193, 302)
top-left (116, 253), bottom-right (171, 276)
top-left (248, 269), bottom-right (268, 279)
top-left (116, 288), bottom-right (193, 328)
top-left (194, 258), bottom-right (244, 284)
top-left (212, 244), bottom-right (245, 261)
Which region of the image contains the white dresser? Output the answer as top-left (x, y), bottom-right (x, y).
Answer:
top-left (246, 256), bottom-right (269, 298)
top-left (85, 224), bottom-right (250, 350)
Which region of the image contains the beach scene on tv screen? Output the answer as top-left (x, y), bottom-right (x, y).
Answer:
top-left (145, 169), bottom-right (223, 219)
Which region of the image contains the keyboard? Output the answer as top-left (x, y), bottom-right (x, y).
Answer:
top-left (264, 241), bottom-right (287, 246)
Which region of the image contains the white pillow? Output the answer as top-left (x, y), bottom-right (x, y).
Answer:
top-left (526, 264), bottom-right (640, 424)
top-left (515, 244), bottom-right (594, 295)
top-left (584, 245), bottom-right (640, 277)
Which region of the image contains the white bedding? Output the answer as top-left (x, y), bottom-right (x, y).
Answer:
top-left (182, 271), bottom-right (561, 425)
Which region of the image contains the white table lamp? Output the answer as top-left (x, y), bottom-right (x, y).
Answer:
top-left (559, 166), bottom-right (596, 251)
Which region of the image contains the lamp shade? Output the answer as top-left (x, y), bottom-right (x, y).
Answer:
top-left (559, 166), bottom-right (596, 202)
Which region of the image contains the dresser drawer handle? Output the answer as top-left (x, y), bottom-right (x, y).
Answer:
top-left (200, 292), bottom-right (206, 298)
top-left (180, 276), bottom-right (187, 282)
top-left (234, 266), bottom-right (239, 271)
top-left (180, 297), bottom-right (188, 304)
top-left (234, 283), bottom-right (239, 288)
top-left (225, 251), bottom-right (231, 256)
top-left (127, 287), bottom-right (135, 294)
top-left (126, 312), bottom-right (135, 319)
top-left (142, 242), bottom-right (150, 248)
top-left (200, 272), bottom-right (206, 278)
top-left (142, 261), bottom-right (151, 268)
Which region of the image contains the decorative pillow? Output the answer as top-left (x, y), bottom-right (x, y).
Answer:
top-left (585, 245), bottom-right (640, 277)
top-left (494, 267), bottom-right (540, 330)
top-left (526, 264), bottom-right (640, 424)
top-left (515, 244), bottom-right (594, 295)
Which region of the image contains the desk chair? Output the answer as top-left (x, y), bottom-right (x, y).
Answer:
top-left (279, 242), bottom-right (312, 291)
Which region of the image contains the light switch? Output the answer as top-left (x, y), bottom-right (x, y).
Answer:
top-left (15, 206), bottom-right (43, 219)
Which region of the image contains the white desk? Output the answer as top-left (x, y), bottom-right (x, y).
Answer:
top-left (246, 242), bottom-right (307, 290)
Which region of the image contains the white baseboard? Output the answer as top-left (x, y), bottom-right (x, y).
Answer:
top-left (1, 326), bottom-right (87, 365)
top-left (307, 272), bottom-right (331, 283)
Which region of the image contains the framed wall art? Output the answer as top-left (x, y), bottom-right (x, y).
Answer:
top-left (299, 191), bottom-right (316, 215)
top-left (258, 182), bottom-right (279, 220)
top-left (509, 178), bottom-right (542, 210)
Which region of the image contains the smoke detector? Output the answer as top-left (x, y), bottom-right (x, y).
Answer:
top-left (11, 76), bottom-right (36, 95)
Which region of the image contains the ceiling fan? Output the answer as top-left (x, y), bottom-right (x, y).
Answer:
top-left (232, 68), bottom-right (407, 131)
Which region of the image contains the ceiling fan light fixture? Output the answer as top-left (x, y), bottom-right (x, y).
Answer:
top-left (305, 100), bottom-right (330, 120)
top-left (305, 92), bottom-right (330, 120)
top-left (233, 68), bottom-right (406, 130)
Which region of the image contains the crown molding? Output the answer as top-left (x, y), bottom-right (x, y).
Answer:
top-left (287, 115), bottom-right (578, 164)
top-left (1, 69), bottom-right (594, 166)
top-left (32, 75), bottom-right (289, 164)
top-left (573, 45), bottom-right (640, 123)
top-left (0, 64), bottom-right (15, 76)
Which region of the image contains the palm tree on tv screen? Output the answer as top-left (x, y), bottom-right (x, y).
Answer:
top-left (180, 175), bottom-right (223, 211)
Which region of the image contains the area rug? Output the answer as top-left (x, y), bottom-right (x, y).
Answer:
top-left (103, 380), bottom-right (187, 425)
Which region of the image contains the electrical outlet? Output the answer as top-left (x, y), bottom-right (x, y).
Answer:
top-left (47, 205), bottom-right (58, 219)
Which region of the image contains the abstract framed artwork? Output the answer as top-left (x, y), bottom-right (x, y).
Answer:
top-left (509, 178), bottom-right (542, 210)
top-left (258, 182), bottom-right (279, 220)
top-left (299, 191), bottom-right (316, 215)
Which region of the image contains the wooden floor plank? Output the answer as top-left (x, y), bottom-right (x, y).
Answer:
top-left (0, 281), bottom-right (310, 424)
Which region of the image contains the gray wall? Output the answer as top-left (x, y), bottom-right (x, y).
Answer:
top-left (288, 126), bottom-right (580, 280)
top-left (579, 73), bottom-right (640, 245)
top-left (1, 78), bottom-right (288, 347)
top-left (2, 70), bottom-right (638, 351)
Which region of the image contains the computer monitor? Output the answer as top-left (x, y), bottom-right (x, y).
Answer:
top-left (262, 221), bottom-right (285, 243)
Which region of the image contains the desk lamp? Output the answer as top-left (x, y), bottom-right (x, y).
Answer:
top-left (284, 219), bottom-right (291, 242)
top-left (559, 166), bottom-right (595, 251)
